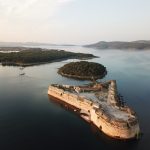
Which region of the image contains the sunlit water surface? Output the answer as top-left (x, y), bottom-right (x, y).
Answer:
top-left (0, 46), bottom-right (150, 150)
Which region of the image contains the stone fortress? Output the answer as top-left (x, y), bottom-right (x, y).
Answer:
top-left (48, 80), bottom-right (140, 140)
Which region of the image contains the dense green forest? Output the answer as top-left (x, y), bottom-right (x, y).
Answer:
top-left (0, 48), bottom-right (95, 66)
top-left (58, 61), bottom-right (106, 80)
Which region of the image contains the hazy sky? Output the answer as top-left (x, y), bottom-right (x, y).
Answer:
top-left (0, 0), bottom-right (150, 44)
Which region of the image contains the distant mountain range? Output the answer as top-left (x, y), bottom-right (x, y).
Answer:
top-left (1, 41), bottom-right (150, 50)
top-left (0, 42), bottom-right (76, 47)
top-left (84, 40), bottom-right (150, 50)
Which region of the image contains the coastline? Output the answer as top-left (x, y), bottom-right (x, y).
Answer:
top-left (58, 70), bottom-right (107, 80)
top-left (1, 56), bottom-right (96, 67)
top-left (0, 47), bottom-right (97, 67)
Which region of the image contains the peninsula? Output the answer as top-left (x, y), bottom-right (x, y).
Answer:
top-left (0, 47), bottom-right (96, 66)
top-left (58, 61), bottom-right (107, 80)
top-left (48, 80), bottom-right (140, 140)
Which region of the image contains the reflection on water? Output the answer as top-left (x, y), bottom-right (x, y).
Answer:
top-left (0, 46), bottom-right (150, 150)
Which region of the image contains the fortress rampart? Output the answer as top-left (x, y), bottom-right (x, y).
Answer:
top-left (48, 80), bottom-right (140, 140)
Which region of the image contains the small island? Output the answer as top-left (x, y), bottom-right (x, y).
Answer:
top-left (58, 61), bottom-right (107, 80)
top-left (0, 47), bottom-right (96, 66)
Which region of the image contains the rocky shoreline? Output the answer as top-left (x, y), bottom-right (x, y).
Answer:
top-left (58, 70), bottom-right (107, 80)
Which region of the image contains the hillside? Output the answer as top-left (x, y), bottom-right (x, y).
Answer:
top-left (0, 42), bottom-right (76, 47)
top-left (84, 41), bottom-right (150, 50)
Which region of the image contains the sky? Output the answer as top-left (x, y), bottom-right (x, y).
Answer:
top-left (0, 0), bottom-right (150, 44)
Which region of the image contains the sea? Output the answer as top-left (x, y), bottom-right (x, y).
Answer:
top-left (0, 46), bottom-right (150, 150)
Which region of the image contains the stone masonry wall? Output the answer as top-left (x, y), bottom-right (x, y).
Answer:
top-left (48, 84), bottom-right (140, 139)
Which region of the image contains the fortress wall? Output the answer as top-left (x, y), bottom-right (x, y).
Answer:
top-left (107, 80), bottom-right (118, 105)
top-left (48, 86), bottom-right (92, 112)
top-left (90, 108), bottom-right (140, 139)
top-left (48, 85), bottom-right (140, 139)
top-left (107, 81), bottom-right (137, 116)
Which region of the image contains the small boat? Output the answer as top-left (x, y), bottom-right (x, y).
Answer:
top-left (19, 67), bottom-right (24, 70)
top-left (20, 73), bottom-right (25, 76)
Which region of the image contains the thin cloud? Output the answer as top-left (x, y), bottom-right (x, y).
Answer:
top-left (58, 0), bottom-right (75, 3)
top-left (0, 0), bottom-right (75, 20)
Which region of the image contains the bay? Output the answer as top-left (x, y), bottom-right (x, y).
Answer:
top-left (0, 46), bottom-right (150, 150)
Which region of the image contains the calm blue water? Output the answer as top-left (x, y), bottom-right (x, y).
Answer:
top-left (0, 46), bottom-right (150, 150)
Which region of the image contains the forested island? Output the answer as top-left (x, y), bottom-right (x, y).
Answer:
top-left (58, 61), bottom-right (107, 80)
top-left (84, 41), bottom-right (150, 50)
top-left (0, 47), bottom-right (96, 66)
